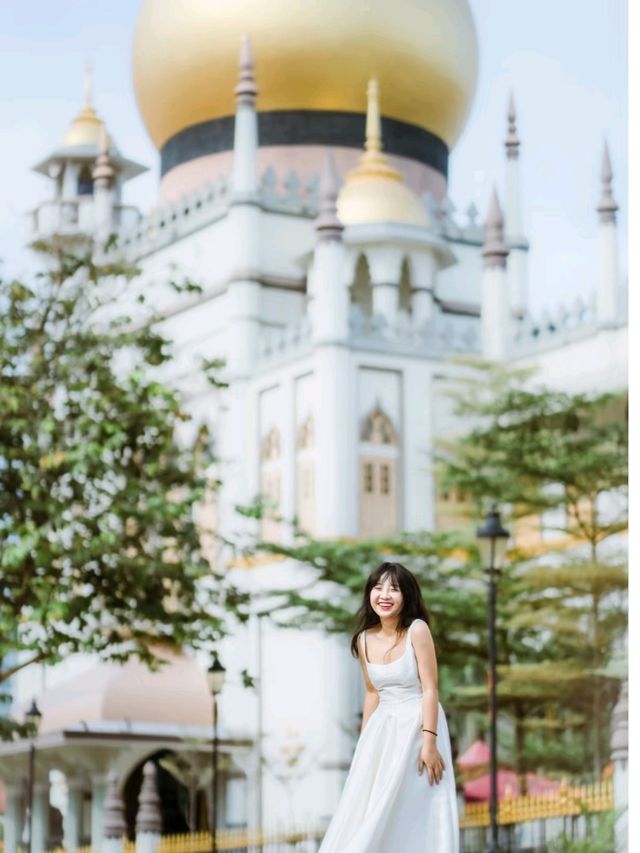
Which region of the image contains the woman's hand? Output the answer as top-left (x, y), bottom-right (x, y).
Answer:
top-left (417, 743), bottom-right (445, 785)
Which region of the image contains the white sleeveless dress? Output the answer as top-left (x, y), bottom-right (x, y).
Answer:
top-left (318, 618), bottom-right (460, 852)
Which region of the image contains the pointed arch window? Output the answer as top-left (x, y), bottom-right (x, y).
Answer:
top-left (295, 415), bottom-right (315, 536)
top-left (359, 404), bottom-right (399, 537)
top-left (77, 165), bottom-right (94, 196)
top-left (260, 426), bottom-right (282, 542)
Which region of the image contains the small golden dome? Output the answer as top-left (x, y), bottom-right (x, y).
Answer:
top-left (132, 0), bottom-right (478, 151)
top-left (337, 80), bottom-right (429, 228)
top-left (60, 65), bottom-right (105, 149)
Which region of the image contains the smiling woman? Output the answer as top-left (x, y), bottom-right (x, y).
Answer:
top-left (318, 562), bottom-right (459, 852)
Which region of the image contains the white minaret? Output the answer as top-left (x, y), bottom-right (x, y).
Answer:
top-left (226, 35), bottom-right (261, 378)
top-left (481, 187), bottom-right (510, 361)
top-left (311, 153), bottom-right (356, 537)
top-left (217, 37), bottom-right (262, 546)
top-left (596, 141), bottom-right (620, 327)
top-left (504, 93), bottom-right (528, 318)
top-left (92, 124), bottom-right (114, 241)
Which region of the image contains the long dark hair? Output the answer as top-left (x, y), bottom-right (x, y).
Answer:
top-left (349, 562), bottom-right (431, 658)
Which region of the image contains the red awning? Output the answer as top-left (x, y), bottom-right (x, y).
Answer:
top-left (457, 738), bottom-right (491, 769)
top-left (463, 769), bottom-right (561, 802)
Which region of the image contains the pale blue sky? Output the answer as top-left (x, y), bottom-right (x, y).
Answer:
top-left (0, 1), bottom-right (627, 314)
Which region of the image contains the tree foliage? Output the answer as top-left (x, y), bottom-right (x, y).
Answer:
top-left (0, 242), bottom-right (249, 738)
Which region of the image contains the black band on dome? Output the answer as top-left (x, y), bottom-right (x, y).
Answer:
top-left (160, 110), bottom-right (449, 179)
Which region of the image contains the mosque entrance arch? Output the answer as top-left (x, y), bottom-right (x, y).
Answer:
top-left (123, 750), bottom-right (209, 838)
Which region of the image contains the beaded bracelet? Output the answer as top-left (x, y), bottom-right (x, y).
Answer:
top-left (422, 728), bottom-right (438, 736)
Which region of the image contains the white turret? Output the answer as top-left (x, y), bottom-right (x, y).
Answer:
top-left (92, 124), bottom-right (115, 241)
top-left (311, 151), bottom-right (348, 342)
top-left (504, 93), bottom-right (528, 318)
top-left (312, 152), bottom-right (355, 536)
top-left (481, 187), bottom-right (510, 361)
top-left (226, 36), bottom-right (261, 377)
top-left (30, 64), bottom-right (146, 247)
top-left (596, 141), bottom-right (620, 327)
top-left (231, 35), bottom-right (259, 201)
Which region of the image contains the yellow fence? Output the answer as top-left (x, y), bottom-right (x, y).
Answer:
top-left (17, 785), bottom-right (613, 853)
top-left (159, 826), bottom-right (323, 852)
top-left (44, 827), bottom-right (323, 853)
top-left (460, 777), bottom-right (613, 828)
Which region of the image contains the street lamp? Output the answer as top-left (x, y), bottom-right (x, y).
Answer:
top-left (24, 699), bottom-right (42, 853)
top-left (206, 654), bottom-right (226, 853)
top-left (476, 504), bottom-right (510, 853)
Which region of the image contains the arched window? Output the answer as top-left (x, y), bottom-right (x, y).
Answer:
top-left (260, 427), bottom-right (281, 542)
top-left (77, 165), bottom-right (94, 196)
top-left (350, 254), bottom-right (373, 318)
top-left (359, 404), bottom-right (399, 537)
top-left (398, 257), bottom-right (413, 315)
top-left (295, 415), bottom-right (315, 535)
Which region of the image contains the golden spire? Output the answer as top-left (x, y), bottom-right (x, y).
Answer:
top-left (336, 78), bottom-right (429, 227)
top-left (345, 78), bottom-right (402, 186)
top-left (60, 61), bottom-right (104, 149)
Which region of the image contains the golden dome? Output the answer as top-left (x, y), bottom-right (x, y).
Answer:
top-left (61, 64), bottom-right (105, 149)
top-left (133, 0), bottom-right (478, 151)
top-left (337, 80), bottom-right (429, 228)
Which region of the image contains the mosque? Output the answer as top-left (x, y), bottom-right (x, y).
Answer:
top-left (0, 0), bottom-right (627, 850)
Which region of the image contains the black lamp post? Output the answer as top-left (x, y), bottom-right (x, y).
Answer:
top-left (476, 504), bottom-right (510, 853)
top-left (24, 699), bottom-right (42, 853)
top-left (206, 654), bottom-right (226, 853)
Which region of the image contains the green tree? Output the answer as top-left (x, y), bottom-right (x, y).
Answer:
top-left (435, 360), bottom-right (628, 779)
top-left (0, 241), bottom-right (249, 739)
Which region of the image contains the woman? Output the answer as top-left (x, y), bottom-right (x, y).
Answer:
top-left (318, 561), bottom-right (459, 852)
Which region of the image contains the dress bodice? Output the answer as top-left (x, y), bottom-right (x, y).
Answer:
top-left (359, 618), bottom-right (424, 706)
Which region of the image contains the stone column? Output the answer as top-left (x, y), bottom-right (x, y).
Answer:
top-left (3, 783), bottom-right (23, 853)
top-left (90, 773), bottom-right (108, 852)
top-left (64, 777), bottom-right (85, 853)
top-left (367, 248), bottom-right (403, 331)
top-left (411, 252), bottom-right (437, 328)
top-left (32, 782), bottom-right (50, 853)
top-left (135, 763), bottom-right (162, 853)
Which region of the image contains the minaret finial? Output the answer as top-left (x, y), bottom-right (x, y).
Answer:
top-left (83, 61), bottom-right (93, 108)
top-left (482, 186), bottom-right (509, 268)
top-left (316, 150), bottom-right (343, 240)
top-left (597, 140), bottom-right (618, 224)
top-left (235, 34), bottom-right (258, 103)
top-left (505, 91), bottom-right (520, 160)
top-left (365, 78), bottom-right (383, 154)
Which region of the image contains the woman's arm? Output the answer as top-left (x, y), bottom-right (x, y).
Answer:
top-left (412, 620), bottom-right (445, 784)
top-left (357, 636), bottom-right (379, 734)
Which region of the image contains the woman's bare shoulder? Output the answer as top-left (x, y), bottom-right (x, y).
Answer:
top-left (412, 619), bottom-right (432, 638)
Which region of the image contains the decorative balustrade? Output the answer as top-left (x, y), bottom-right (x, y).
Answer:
top-left (257, 316), bottom-right (312, 362)
top-left (348, 305), bottom-right (481, 356)
top-left (31, 200), bottom-right (141, 239)
top-left (512, 292), bottom-right (598, 353)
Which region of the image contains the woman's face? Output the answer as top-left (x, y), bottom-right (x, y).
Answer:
top-left (370, 572), bottom-right (403, 619)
